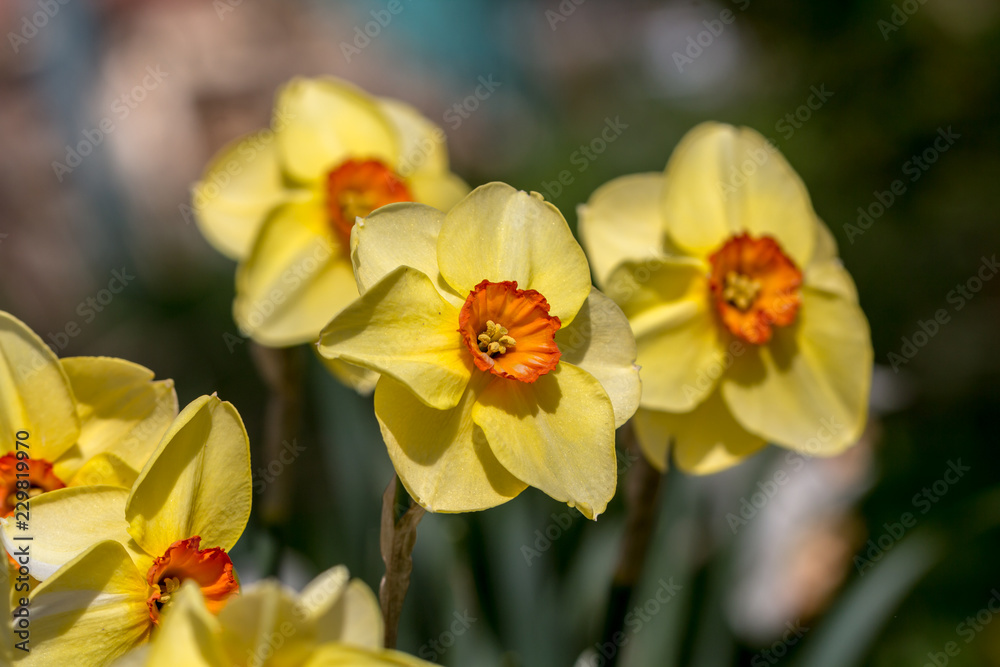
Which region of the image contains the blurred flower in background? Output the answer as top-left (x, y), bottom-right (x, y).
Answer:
top-left (578, 122), bottom-right (873, 474)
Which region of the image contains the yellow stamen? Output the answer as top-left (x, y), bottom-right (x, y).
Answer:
top-left (339, 190), bottom-right (376, 223)
top-left (477, 320), bottom-right (516, 356)
top-left (722, 271), bottom-right (761, 311)
top-left (158, 577), bottom-right (181, 607)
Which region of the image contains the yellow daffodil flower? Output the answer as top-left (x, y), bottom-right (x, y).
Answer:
top-left (192, 77), bottom-right (469, 391)
top-left (111, 566), bottom-right (435, 666)
top-left (578, 122), bottom-right (873, 474)
top-left (0, 394), bottom-right (251, 665)
top-left (317, 183), bottom-right (641, 519)
top-left (0, 310), bottom-right (177, 513)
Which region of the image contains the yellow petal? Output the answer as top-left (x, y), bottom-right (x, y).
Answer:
top-left (809, 216), bottom-right (840, 266)
top-left (313, 578), bottom-right (384, 649)
top-left (298, 565), bottom-right (349, 620)
top-left (1, 486), bottom-right (144, 581)
top-left (145, 581), bottom-right (227, 667)
top-left (632, 393), bottom-right (767, 474)
top-left (472, 363), bottom-right (617, 520)
top-left (127, 395), bottom-right (251, 556)
top-left (374, 375), bottom-right (526, 513)
top-left (802, 216), bottom-right (858, 301)
top-left (407, 171), bottom-right (470, 213)
top-left (607, 258), bottom-right (727, 412)
top-left (54, 356), bottom-right (177, 483)
top-left (436, 183), bottom-right (591, 324)
top-left (577, 172), bottom-right (665, 287)
top-left (314, 352), bottom-right (380, 396)
top-left (217, 580), bottom-right (318, 666)
top-left (376, 97), bottom-right (450, 177)
top-left (556, 288), bottom-right (640, 428)
top-left (275, 77), bottom-right (398, 184)
top-left (24, 541), bottom-right (150, 666)
top-left (65, 451), bottom-right (140, 488)
top-left (304, 644), bottom-right (436, 667)
top-left (0, 310), bottom-right (79, 461)
top-left (661, 122), bottom-right (816, 267)
top-left (722, 288), bottom-right (872, 455)
top-left (235, 200), bottom-right (357, 347)
top-left (350, 203), bottom-right (461, 306)
top-left (318, 267), bottom-right (472, 411)
top-left (192, 130), bottom-right (292, 260)
top-left (805, 258), bottom-right (860, 303)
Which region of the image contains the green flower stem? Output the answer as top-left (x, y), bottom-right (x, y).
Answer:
top-left (600, 423), bottom-right (664, 666)
top-left (250, 343), bottom-right (305, 571)
top-left (379, 474), bottom-right (426, 649)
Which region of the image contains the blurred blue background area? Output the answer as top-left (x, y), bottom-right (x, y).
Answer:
top-left (1, 0), bottom-right (999, 665)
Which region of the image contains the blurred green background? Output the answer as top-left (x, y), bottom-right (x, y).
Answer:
top-left (1, 0), bottom-right (998, 665)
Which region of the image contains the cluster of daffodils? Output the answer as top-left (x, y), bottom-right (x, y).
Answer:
top-left (0, 312), bottom-right (434, 666)
top-left (193, 78), bottom-right (469, 391)
top-left (3, 76), bottom-right (874, 664)
top-left (191, 77), bottom-right (870, 510)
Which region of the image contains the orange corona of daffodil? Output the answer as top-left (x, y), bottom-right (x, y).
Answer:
top-left (0, 394), bottom-right (251, 666)
top-left (0, 311), bottom-right (177, 513)
top-left (191, 77), bottom-right (469, 391)
top-left (317, 183), bottom-right (641, 519)
top-left (578, 122), bottom-right (873, 473)
top-left (111, 566), bottom-right (435, 667)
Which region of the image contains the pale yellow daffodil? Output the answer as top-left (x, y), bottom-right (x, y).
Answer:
top-left (0, 310), bottom-right (177, 513)
top-left (111, 566), bottom-right (435, 667)
top-left (578, 122), bottom-right (873, 474)
top-left (0, 394), bottom-right (251, 665)
top-left (318, 182), bottom-right (641, 519)
top-left (192, 77), bottom-right (469, 391)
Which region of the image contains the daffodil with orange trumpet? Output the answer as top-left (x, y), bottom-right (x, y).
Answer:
top-left (579, 122), bottom-right (872, 473)
top-left (318, 183), bottom-right (641, 519)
